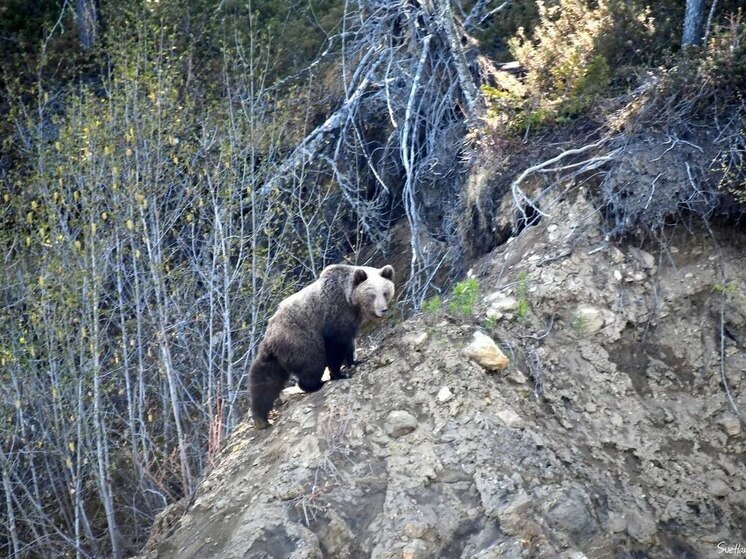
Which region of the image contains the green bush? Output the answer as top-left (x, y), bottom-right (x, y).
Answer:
top-left (515, 271), bottom-right (531, 323)
top-left (448, 278), bottom-right (480, 317)
top-left (706, 12), bottom-right (746, 204)
top-left (509, 0), bottom-right (611, 99)
top-left (422, 294), bottom-right (443, 314)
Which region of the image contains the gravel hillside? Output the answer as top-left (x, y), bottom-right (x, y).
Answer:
top-left (138, 196), bottom-right (745, 559)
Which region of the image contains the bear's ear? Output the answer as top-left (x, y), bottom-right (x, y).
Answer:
top-left (380, 265), bottom-right (395, 282)
top-left (353, 268), bottom-right (368, 287)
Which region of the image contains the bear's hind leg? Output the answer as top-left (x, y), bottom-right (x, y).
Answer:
top-left (294, 357), bottom-right (326, 392)
top-left (250, 351), bottom-right (289, 429)
top-left (278, 335), bottom-right (326, 392)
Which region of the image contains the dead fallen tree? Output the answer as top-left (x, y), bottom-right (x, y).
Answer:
top-left (263, 0), bottom-right (487, 309)
top-left (503, 72), bottom-right (744, 242)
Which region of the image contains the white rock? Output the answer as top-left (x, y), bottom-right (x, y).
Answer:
top-left (385, 410), bottom-right (418, 438)
top-left (708, 478), bottom-right (730, 498)
top-left (485, 292), bottom-right (519, 310)
top-left (610, 247), bottom-right (625, 264)
top-left (491, 296), bottom-right (518, 312)
top-left (437, 386), bottom-right (454, 402)
top-left (626, 510), bottom-right (656, 544)
top-left (496, 409), bottom-right (523, 428)
top-left (613, 270), bottom-right (623, 282)
top-left (574, 305), bottom-right (605, 333)
top-left (403, 331), bottom-right (429, 350)
top-left (485, 309), bottom-right (504, 321)
top-left (717, 415), bottom-right (741, 436)
top-left (507, 370), bottom-right (527, 384)
top-left (629, 247), bottom-right (655, 269)
top-left (464, 331), bottom-right (510, 371)
top-left (486, 293), bottom-right (518, 321)
top-left (402, 538), bottom-right (428, 559)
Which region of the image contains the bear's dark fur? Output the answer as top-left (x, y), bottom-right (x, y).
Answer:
top-left (250, 264), bottom-right (395, 429)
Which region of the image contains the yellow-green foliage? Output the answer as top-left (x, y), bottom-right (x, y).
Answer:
top-left (449, 278), bottom-right (479, 317)
top-left (515, 271), bottom-right (531, 323)
top-left (505, 0), bottom-right (613, 127)
top-left (707, 13), bottom-right (746, 204)
top-left (702, 9), bottom-right (746, 88)
top-left (509, 0), bottom-right (611, 97)
top-left (0, 5), bottom-right (349, 555)
top-left (422, 294), bottom-right (443, 314)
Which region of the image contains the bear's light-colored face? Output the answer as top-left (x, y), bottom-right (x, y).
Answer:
top-left (352, 265), bottom-right (395, 320)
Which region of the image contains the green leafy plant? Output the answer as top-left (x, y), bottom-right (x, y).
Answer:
top-left (509, 0), bottom-right (611, 97)
top-left (448, 278), bottom-right (480, 317)
top-left (571, 313), bottom-right (589, 335)
top-left (515, 271), bottom-right (531, 323)
top-left (713, 282), bottom-right (739, 294)
top-left (506, 0), bottom-right (614, 129)
top-left (422, 294), bottom-right (443, 314)
top-left (516, 299), bottom-right (531, 322)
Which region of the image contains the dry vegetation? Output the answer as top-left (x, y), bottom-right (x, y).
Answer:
top-left (1, 0), bottom-right (744, 557)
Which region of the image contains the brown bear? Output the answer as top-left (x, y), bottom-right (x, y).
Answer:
top-left (249, 264), bottom-right (395, 429)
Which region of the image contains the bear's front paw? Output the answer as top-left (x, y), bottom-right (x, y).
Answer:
top-left (253, 416), bottom-right (271, 430)
top-left (343, 359), bottom-right (363, 369)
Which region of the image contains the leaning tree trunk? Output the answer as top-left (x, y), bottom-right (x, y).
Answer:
top-left (682, 0), bottom-right (705, 47)
top-left (75, 0), bottom-right (98, 49)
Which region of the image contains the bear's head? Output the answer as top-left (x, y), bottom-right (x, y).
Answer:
top-left (351, 265), bottom-right (395, 320)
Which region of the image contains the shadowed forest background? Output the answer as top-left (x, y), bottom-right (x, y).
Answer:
top-left (1, 0), bottom-right (744, 557)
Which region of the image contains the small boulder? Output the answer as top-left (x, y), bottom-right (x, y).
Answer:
top-left (385, 410), bottom-right (418, 438)
top-left (496, 408), bottom-right (523, 428)
top-left (403, 331), bottom-right (429, 350)
top-left (544, 489), bottom-right (597, 545)
top-left (708, 478), bottom-right (730, 498)
top-left (496, 493), bottom-right (534, 535)
top-left (320, 511), bottom-right (355, 559)
top-left (485, 293), bottom-right (518, 320)
top-left (437, 386), bottom-right (454, 402)
top-left (402, 539), bottom-right (428, 559)
top-left (717, 414), bottom-right (741, 436)
top-left (573, 305), bottom-right (605, 333)
top-left (625, 509), bottom-right (657, 545)
top-left (629, 247), bottom-right (655, 269)
top-left (464, 331), bottom-right (509, 371)
top-left (507, 370), bottom-right (527, 384)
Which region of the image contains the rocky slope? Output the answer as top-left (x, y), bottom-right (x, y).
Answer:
top-left (137, 196), bottom-right (745, 559)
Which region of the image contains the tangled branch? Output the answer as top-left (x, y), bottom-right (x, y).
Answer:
top-left (263, 0), bottom-right (485, 308)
